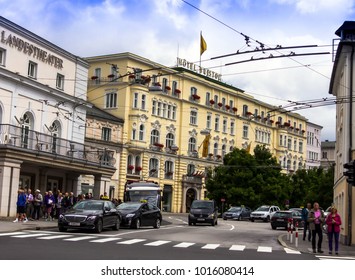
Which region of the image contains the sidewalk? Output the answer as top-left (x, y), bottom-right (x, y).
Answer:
top-left (0, 217), bottom-right (57, 233)
top-left (278, 229), bottom-right (355, 257)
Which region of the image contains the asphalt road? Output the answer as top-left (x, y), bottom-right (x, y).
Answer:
top-left (0, 214), bottom-right (316, 260)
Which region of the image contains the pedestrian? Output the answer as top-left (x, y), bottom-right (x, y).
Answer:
top-left (325, 207), bottom-right (342, 255)
top-left (26, 189), bottom-right (34, 220)
top-left (302, 203), bottom-right (312, 241)
top-left (69, 192), bottom-right (77, 207)
top-left (55, 193), bottom-right (63, 219)
top-left (308, 202), bottom-right (325, 253)
top-left (101, 192), bottom-right (109, 200)
top-left (44, 191), bottom-right (55, 221)
top-left (61, 192), bottom-right (71, 213)
top-left (13, 188), bottom-right (28, 223)
top-left (33, 189), bottom-right (43, 220)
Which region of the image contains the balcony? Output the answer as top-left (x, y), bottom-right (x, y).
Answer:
top-left (182, 175), bottom-right (203, 184)
top-left (0, 124), bottom-right (115, 167)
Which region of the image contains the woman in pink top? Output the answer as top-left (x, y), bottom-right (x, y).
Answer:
top-left (325, 207), bottom-right (342, 255)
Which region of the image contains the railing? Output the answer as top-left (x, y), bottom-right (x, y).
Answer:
top-left (0, 124), bottom-right (115, 167)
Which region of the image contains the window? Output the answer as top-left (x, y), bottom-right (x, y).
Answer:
top-left (213, 143), bottom-right (218, 156)
top-left (152, 100), bottom-right (157, 115)
top-left (167, 105), bottom-right (172, 119)
top-left (157, 102), bottom-right (162, 116)
top-left (294, 140), bottom-right (297, 151)
top-left (106, 92), bottom-right (117, 108)
top-left (28, 61), bottom-right (37, 78)
top-left (162, 78), bottom-right (168, 92)
top-left (206, 114), bottom-right (212, 129)
top-left (279, 135), bottom-right (283, 146)
top-left (0, 48), bottom-right (6, 66)
top-left (162, 103), bottom-right (167, 118)
top-left (165, 161), bottom-right (174, 178)
top-left (191, 87), bottom-right (197, 98)
top-left (56, 73), bottom-right (64, 90)
top-left (299, 141), bottom-right (303, 153)
top-left (222, 97), bottom-right (226, 108)
top-left (133, 92), bottom-right (139, 108)
top-left (132, 128), bottom-right (137, 140)
top-left (242, 105), bottom-right (248, 117)
top-left (322, 151), bottom-right (328, 159)
top-left (127, 155), bottom-right (134, 174)
top-left (21, 113), bottom-right (32, 149)
top-left (149, 158), bottom-right (159, 177)
top-left (187, 164), bottom-right (195, 176)
top-left (254, 109), bottom-right (258, 118)
top-left (229, 100), bottom-right (233, 110)
top-left (94, 68), bottom-right (101, 84)
top-left (172, 106), bottom-right (177, 120)
top-left (150, 129), bottom-right (160, 145)
top-left (222, 144), bottom-right (226, 157)
top-left (141, 94), bottom-right (146, 110)
top-left (172, 81), bottom-right (178, 96)
top-left (205, 92), bottom-right (211, 105)
top-left (102, 127), bottom-right (111, 141)
top-left (230, 121), bottom-right (235, 135)
top-left (166, 133), bottom-right (174, 148)
top-left (190, 110), bottom-right (198, 125)
top-left (284, 135), bottom-right (287, 147)
top-left (243, 125), bottom-right (248, 138)
top-left (287, 137), bottom-right (292, 149)
top-left (222, 119), bottom-right (227, 133)
top-left (188, 137), bottom-right (196, 152)
top-left (214, 95), bottom-right (218, 108)
top-left (110, 65), bottom-right (117, 81)
top-left (50, 121), bottom-right (60, 153)
top-left (214, 116), bottom-right (220, 131)
top-left (139, 124), bottom-right (144, 141)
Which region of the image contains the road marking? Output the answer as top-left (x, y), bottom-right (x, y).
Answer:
top-left (224, 223), bottom-right (235, 231)
top-left (173, 242), bottom-right (195, 248)
top-left (117, 239), bottom-right (146, 245)
top-left (90, 238), bottom-right (122, 243)
top-left (202, 244), bottom-right (220, 250)
top-left (284, 248), bottom-right (301, 254)
top-left (37, 235), bottom-right (73, 240)
top-left (112, 225), bottom-right (184, 236)
top-left (144, 240), bottom-right (171, 246)
top-left (229, 245), bottom-right (246, 251)
top-left (63, 236), bottom-right (96, 241)
top-left (168, 216), bottom-right (188, 224)
top-left (257, 246), bottom-right (272, 253)
top-left (12, 233), bottom-right (49, 238)
top-left (0, 232), bottom-right (26, 236)
top-left (316, 255), bottom-right (355, 260)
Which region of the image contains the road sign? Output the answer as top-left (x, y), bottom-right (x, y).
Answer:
top-left (221, 198), bottom-right (225, 202)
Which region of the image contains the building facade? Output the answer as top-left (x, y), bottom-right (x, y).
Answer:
top-left (305, 122), bottom-right (322, 169)
top-left (320, 140), bottom-right (336, 170)
top-left (84, 53), bottom-right (308, 213)
top-left (329, 21), bottom-right (355, 245)
top-left (0, 17), bottom-right (116, 216)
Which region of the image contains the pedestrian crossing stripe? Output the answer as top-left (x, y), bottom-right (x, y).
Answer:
top-left (117, 239), bottom-right (146, 245)
top-left (316, 255), bottom-right (355, 260)
top-left (257, 246), bottom-right (272, 253)
top-left (0, 232), bottom-right (25, 236)
top-left (284, 248), bottom-right (302, 254)
top-left (63, 236), bottom-right (96, 241)
top-left (144, 240), bottom-right (171, 246)
top-left (12, 233), bottom-right (49, 238)
top-left (202, 244), bottom-right (220, 250)
top-left (38, 235), bottom-right (73, 240)
top-left (229, 245), bottom-right (246, 251)
top-left (173, 242), bottom-right (195, 248)
top-left (90, 237), bottom-right (122, 243)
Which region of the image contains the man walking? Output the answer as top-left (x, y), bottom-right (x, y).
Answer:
top-left (308, 202), bottom-right (325, 253)
top-left (14, 188), bottom-right (27, 223)
top-left (302, 203), bottom-right (312, 241)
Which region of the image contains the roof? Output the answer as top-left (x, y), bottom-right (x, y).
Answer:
top-left (335, 21), bottom-right (355, 37)
top-left (86, 106), bottom-right (124, 124)
top-left (321, 140), bottom-right (336, 148)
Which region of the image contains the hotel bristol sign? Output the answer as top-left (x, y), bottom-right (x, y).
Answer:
top-left (177, 57), bottom-right (222, 81)
top-left (1, 30), bottom-right (64, 69)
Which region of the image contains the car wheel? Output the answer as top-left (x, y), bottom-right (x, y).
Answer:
top-left (95, 219), bottom-right (103, 233)
top-left (223, 217), bottom-right (227, 220)
top-left (271, 225), bottom-right (276, 230)
top-left (211, 220), bottom-right (215, 226)
top-left (264, 216), bottom-right (270, 222)
top-left (58, 227), bottom-right (67, 232)
top-left (238, 216), bottom-right (242, 221)
top-left (112, 217), bottom-right (120, 231)
top-left (134, 218), bottom-right (141, 229)
top-left (153, 218), bottom-right (161, 229)
top-left (251, 218), bottom-right (255, 222)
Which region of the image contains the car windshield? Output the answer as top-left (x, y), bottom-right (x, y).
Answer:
top-left (273, 212), bottom-right (291, 218)
top-left (117, 203), bottom-right (141, 211)
top-left (191, 201), bottom-right (213, 209)
top-left (256, 206), bottom-right (270, 212)
top-left (229, 207), bottom-right (241, 212)
top-left (73, 201), bottom-right (103, 211)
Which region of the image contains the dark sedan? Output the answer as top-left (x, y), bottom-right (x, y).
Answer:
top-left (58, 200), bottom-right (121, 233)
top-left (117, 202), bottom-right (162, 229)
top-left (270, 210), bottom-right (304, 230)
top-left (222, 206), bottom-right (251, 221)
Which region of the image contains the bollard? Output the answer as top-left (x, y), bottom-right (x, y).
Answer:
top-left (290, 219), bottom-right (294, 243)
top-left (295, 221), bottom-right (299, 247)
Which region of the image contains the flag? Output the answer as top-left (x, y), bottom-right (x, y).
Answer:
top-left (200, 32), bottom-right (207, 56)
top-left (201, 134), bottom-right (211, 157)
top-left (245, 142), bottom-right (252, 154)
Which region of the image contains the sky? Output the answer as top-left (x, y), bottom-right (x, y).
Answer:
top-left (2, 0), bottom-right (355, 141)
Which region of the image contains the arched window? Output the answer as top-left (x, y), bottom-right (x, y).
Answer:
top-left (214, 143), bottom-right (218, 156)
top-left (139, 124), bottom-right (144, 141)
top-left (298, 161), bottom-right (303, 170)
top-left (135, 155), bottom-right (141, 175)
top-left (187, 164), bottom-right (195, 176)
top-left (149, 158), bottom-right (159, 177)
top-left (221, 144), bottom-right (226, 157)
top-left (127, 155), bottom-right (134, 174)
top-left (293, 161), bottom-right (297, 171)
top-left (166, 133), bottom-right (174, 148)
top-left (150, 129), bottom-right (160, 145)
top-left (214, 95), bottom-right (218, 108)
top-left (230, 146), bottom-right (234, 152)
top-left (21, 112), bottom-right (33, 148)
top-left (50, 121), bottom-right (61, 153)
top-left (188, 137), bottom-right (196, 152)
top-left (165, 160), bottom-right (174, 179)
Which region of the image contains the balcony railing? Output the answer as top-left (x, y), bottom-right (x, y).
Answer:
top-left (0, 124), bottom-right (115, 167)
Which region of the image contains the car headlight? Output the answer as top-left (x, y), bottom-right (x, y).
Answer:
top-left (126, 214), bottom-right (135, 218)
top-left (86, 216), bottom-right (97, 221)
top-left (208, 213), bottom-right (215, 219)
top-left (59, 214), bottom-right (65, 220)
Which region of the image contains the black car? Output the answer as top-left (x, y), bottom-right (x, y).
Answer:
top-left (222, 206), bottom-right (251, 221)
top-left (117, 202), bottom-right (162, 229)
top-left (270, 210), bottom-right (303, 230)
top-left (58, 200), bottom-right (121, 233)
top-left (188, 200), bottom-right (218, 226)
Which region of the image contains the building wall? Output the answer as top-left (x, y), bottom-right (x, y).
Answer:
top-left (306, 122), bottom-right (322, 169)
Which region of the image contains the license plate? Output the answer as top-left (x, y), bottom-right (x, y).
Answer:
top-left (69, 222), bottom-right (80, 226)
top-left (197, 218), bottom-right (205, 221)
top-left (277, 219), bottom-right (284, 222)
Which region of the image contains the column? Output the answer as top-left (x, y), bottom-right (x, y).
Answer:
top-left (93, 175), bottom-right (111, 199)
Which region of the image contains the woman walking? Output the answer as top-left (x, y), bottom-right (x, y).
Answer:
top-left (325, 207), bottom-right (342, 255)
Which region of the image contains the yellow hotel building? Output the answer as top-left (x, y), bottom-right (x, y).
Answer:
top-left (84, 52), bottom-right (307, 213)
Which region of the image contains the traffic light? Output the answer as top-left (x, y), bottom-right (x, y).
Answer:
top-left (343, 161), bottom-right (355, 185)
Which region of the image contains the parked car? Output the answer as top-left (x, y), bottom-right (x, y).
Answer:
top-left (222, 206), bottom-right (251, 221)
top-left (270, 210), bottom-right (303, 230)
top-left (289, 207), bottom-right (303, 215)
top-left (117, 202), bottom-right (162, 229)
top-left (188, 200), bottom-right (218, 226)
top-left (250, 205), bottom-right (280, 222)
top-left (58, 200), bottom-right (121, 233)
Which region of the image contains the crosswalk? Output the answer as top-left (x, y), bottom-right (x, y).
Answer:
top-left (0, 230), bottom-right (301, 254)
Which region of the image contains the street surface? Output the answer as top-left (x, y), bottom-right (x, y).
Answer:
top-left (0, 214), bottom-right (347, 260)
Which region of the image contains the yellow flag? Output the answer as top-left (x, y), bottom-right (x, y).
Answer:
top-left (245, 142), bottom-right (252, 154)
top-left (201, 134), bottom-right (211, 157)
top-left (200, 32), bottom-right (207, 56)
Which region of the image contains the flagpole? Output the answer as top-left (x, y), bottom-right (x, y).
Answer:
top-left (199, 31), bottom-right (202, 68)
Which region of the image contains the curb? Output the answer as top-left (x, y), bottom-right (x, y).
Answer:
top-left (277, 233), bottom-right (310, 254)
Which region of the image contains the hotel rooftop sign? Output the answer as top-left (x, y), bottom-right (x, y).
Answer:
top-left (177, 57), bottom-right (222, 81)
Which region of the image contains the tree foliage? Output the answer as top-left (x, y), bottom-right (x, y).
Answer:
top-left (205, 145), bottom-right (334, 210)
